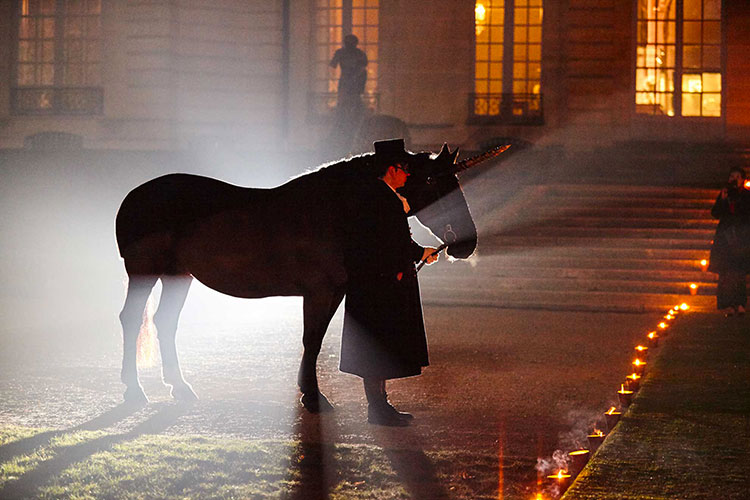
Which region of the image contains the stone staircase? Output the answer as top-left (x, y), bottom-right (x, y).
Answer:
top-left (419, 184), bottom-right (719, 313)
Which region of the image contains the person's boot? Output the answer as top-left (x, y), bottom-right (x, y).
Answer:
top-left (363, 378), bottom-right (412, 426)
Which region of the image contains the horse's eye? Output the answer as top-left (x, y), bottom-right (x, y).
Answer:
top-left (426, 177), bottom-right (435, 185)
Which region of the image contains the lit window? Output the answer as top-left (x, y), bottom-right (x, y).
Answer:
top-left (313, 0), bottom-right (378, 110)
top-left (472, 0), bottom-right (542, 123)
top-left (635, 0), bottom-right (722, 117)
top-left (13, 0), bottom-right (102, 115)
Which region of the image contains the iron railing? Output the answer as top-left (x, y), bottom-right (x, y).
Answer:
top-left (468, 93), bottom-right (543, 125)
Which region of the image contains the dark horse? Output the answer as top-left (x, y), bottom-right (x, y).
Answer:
top-left (115, 143), bottom-right (509, 410)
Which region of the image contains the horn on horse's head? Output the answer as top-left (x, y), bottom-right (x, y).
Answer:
top-left (452, 143), bottom-right (512, 174)
top-left (435, 143), bottom-right (460, 165)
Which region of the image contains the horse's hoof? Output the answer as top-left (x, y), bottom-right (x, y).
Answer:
top-left (300, 391), bottom-right (334, 413)
top-left (123, 386), bottom-right (149, 406)
top-left (170, 383), bottom-right (199, 402)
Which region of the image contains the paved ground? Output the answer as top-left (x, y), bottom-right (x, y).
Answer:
top-left (563, 312), bottom-right (750, 500)
top-left (0, 289), bottom-right (665, 499)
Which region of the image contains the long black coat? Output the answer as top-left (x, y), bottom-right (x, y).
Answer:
top-left (340, 180), bottom-right (429, 379)
top-left (708, 188), bottom-right (750, 274)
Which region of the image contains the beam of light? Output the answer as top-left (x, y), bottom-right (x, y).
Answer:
top-left (137, 291), bottom-right (158, 368)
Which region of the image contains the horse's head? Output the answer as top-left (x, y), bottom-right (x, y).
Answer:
top-left (398, 143), bottom-right (510, 260)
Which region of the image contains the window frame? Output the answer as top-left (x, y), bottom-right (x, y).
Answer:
top-left (632, 0), bottom-right (725, 120)
top-left (469, 0), bottom-right (544, 126)
top-left (10, 0), bottom-right (103, 116)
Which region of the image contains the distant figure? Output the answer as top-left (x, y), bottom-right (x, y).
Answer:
top-left (708, 166), bottom-right (750, 317)
top-left (340, 139), bottom-right (439, 426)
top-left (330, 34), bottom-right (368, 108)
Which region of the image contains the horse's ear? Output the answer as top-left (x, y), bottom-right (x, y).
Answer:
top-left (436, 143), bottom-right (450, 161)
top-left (449, 147), bottom-right (460, 164)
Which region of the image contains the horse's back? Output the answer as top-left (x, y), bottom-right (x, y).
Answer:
top-left (116, 173), bottom-right (258, 258)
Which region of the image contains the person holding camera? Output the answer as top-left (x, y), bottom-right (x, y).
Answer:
top-left (708, 166), bottom-right (750, 316)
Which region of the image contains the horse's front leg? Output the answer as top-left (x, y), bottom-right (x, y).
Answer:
top-left (155, 275), bottom-right (197, 401)
top-left (298, 290), bottom-right (344, 413)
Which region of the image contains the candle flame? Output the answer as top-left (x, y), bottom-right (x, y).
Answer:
top-left (633, 359), bottom-right (643, 366)
top-left (665, 314), bottom-right (673, 320)
top-left (606, 406), bottom-right (618, 414)
top-left (593, 429), bottom-right (604, 436)
top-left (648, 331), bottom-right (657, 339)
top-left (658, 322), bottom-right (667, 329)
top-left (627, 373), bottom-right (640, 380)
top-left (690, 283), bottom-right (697, 289)
top-left (700, 259), bottom-right (707, 266)
top-left (635, 345), bottom-right (647, 351)
top-left (680, 303), bottom-right (689, 310)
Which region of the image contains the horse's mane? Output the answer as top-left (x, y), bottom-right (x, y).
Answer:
top-left (290, 153), bottom-right (376, 183)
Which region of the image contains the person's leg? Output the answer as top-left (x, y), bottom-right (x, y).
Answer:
top-left (717, 272), bottom-right (735, 315)
top-left (363, 377), bottom-right (412, 426)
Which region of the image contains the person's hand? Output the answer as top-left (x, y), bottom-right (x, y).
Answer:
top-left (721, 187), bottom-right (728, 199)
top-left (421, 247), bottom-right (439, 265)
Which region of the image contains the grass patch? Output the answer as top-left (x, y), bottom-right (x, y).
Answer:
top-left (0, 425), bottom-right (503, 499)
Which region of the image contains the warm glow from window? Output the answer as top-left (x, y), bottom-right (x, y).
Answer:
top-left (475, 3), bottom-right (487, 35)
top-left (635, 0), bottom-right (721, 117)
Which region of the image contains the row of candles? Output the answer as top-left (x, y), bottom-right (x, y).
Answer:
top-left (538, 302), bottom-right (690, 499)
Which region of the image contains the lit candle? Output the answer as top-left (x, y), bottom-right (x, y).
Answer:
top-left (689, 283), bottom-right (698, 295)
top-left (658, 322), bottom-right (668, 330)
top-left (635, 344), bottom-right (649, 357)
top-left (625, 372), bottom-right (641, 391)
top-left (604, 406), bottom-right (621, 430)
top-left (588, 428), bottom-right (606, 452)
top-left (618, 383), bottom-right (634, 406)
top-left (568, 449), bottom-right (590, 475)
top-left (547, 469), bottom-right (571, 490)
top-left (647, 331), bottom-right (659, 347)
top-left (632, 358), bottom-right (647, 375)
top-left (700, 259), bottom-right (708, 272)
top-left (680, 303), bottom-right (689, 311)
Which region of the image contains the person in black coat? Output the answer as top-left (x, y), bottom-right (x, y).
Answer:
top-left (341, 139), bottom-right (439, 426)
top-left (708, 166), bottom-right (750, 316)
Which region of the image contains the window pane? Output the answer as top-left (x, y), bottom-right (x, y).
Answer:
top-left (703, 21), bottom-right (720, 44)
top-left (66, 0), bottom-right (84, 14)
top-left (514, 26), bottom-right (527, 43)
top-left (529, 8), bottom-right (542, 25)
top-left (42, 40), bottom-right (54, 62)
top-left (513, 80), bottom-right (527, 94)
top-left (704, 0), bottom-right (721, 20)
top-left (476, 43), bottom-right (489, 61)
top-left (683, 21), bottom-right (701, 43)
top-left (683, 45), bottom-right (701, 68)
top-left (658, 93), bottom-right (674, 115)
top-left (489, 62), bottom-right (502, 79)
top-left (476, 62), bottom-right (488, 79)
top-left (475, 80), bottom-right (488, 94)
top-left (702, 93), bottom-right (721, 116)
top-left (352, 10), bottom-right (364, 26)
top-left (635, 91), bottom-right (654, 105)
top-left (682, 73), bottom-right (702, 92)
top-left (40, 0), bottom-right (55, 14)
top-left (41, 63), bottom-right (54, 84)
top-left (702, 45), bottom-right (720, 69)
top-left (515, 7), bottom-right (528, 24)
top-left (489, 80), bottom-right (502, 93)
top-left (65, 17), bottom-right (84, 38)
top-left (18, 41), bottom-right (35, 62)
top-left (17, 64), bottom-right (35, 85)
top-left (19, 18), bottom-right (36, 39)
top-left (513, 63), bottom-right (527, 79)
top-left (528, 44), bottom-right (541, 61)
top-left (529, 62), bottom-right (540, 78)
top-left (366, 9), bottom-right (378, 24)
top-left (684, 0), bottom-right (702, 20)
top-left (682, 93), bottom-right (701, 115)
top-left (703, 72), bottom-right (721, 92)
top-left (42, 18), bottom-right (55, 38)
top-left (636, 68), bottom-right (653, 91)
top-left (490, 44), bottom-right (503, 61)
top-left (529, 26), bottom-right (541, 43)
top-left (514, 44), bottom-right (526, 60)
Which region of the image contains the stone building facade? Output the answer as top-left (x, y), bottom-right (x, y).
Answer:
top-left (0, 0), bottom-right (747, 153)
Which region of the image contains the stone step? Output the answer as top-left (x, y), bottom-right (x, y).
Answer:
top-left (545, 184), bottom-right (718, 199)
top-left (447, 255), bottom-right (708, 272)
top-left (421, 286), bottom-right (715, 313)
top-left (420, 274), bottom-right (715, 295)
top-left (481, 234), bottom-right (712, 250)
top-left (550, 196), bottom-right (714, 209)
top-left (499, 226), bottom-right (714, 240)
top-left (536, 206), bottom-right (712, 219)
top-left (526, 216), bottom-right (716, 230)
top-left (476, 245), bottom-right (710, 261)
top-left (426, 264), bottom-right (715, 282)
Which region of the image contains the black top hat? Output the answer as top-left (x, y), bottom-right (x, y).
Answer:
top-left (374, 138), bottom-right (411, 167)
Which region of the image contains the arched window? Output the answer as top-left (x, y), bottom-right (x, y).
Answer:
top-left (12, 0), bottom-right (102, 115)
top-left (472, 0), bottom-right (543, 124)
top-left (635, 0), bottom-right (722, 117)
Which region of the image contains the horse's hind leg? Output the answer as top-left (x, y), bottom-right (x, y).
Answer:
top-left (120, 274), bottom-right (159, 404)
top-left (298, 290), bottom-right (344, 413)
top-left (154, 274), bottom-right (197, 401)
